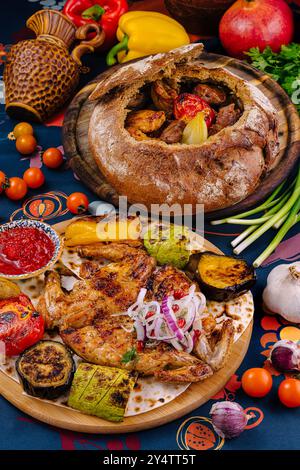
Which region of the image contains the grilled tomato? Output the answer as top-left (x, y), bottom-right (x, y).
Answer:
top-left (174, 93), bottom-right (215, 127)
top-left (0, 294), bottom-right (44, 356)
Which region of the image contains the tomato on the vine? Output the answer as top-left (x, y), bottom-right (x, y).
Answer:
top-left (5, 177), bottom-right (27, 201)
top-left (278, 378), bottom-right (300, 408)
top-left (67, 192), bottom-right (89, 214)
top-left (23, 168), bottom-right (45, 189)
top-left (241, 368), bottom-right (272, 397)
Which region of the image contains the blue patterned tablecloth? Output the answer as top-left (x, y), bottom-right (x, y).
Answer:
top-left (0, 0), bottom-right (299, 451)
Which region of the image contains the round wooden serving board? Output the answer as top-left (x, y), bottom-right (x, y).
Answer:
top-left (0, 222), bottom-right (253, 433)
top-left (63, 52), bottom-right (300, 219)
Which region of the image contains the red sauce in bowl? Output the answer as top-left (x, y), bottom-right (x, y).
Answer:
top-left (0, 227), bottom-right (55, 275)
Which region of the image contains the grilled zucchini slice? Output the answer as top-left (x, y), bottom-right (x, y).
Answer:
top-left (197, 252), bottom-right (255, 301)
top-left (16, 340), bottom-right (75, 399)
top-left (68, 363), bottom-right (137, 422)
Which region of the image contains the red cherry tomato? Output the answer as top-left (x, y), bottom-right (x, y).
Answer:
top-left (174, 93), bottom-right (215, 127)
top-left (278, 378), bottom-right (300, 408)
top-left (5, 177), bottom-right (27, 201)
top-left (42, 148), bottom-right (64, 169)
top-left (23, 168), bottom-right (45, 189)
top-left (67, 192), bottom-right (89, 214)
top-left (241, 368), bottom-right (273, 397)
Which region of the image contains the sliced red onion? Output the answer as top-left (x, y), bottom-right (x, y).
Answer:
top-left (126, 285), bottom-right (207, 352)
top-left (184, 332), bottom-right (194, 353)
top-left (210, 401), bottom-right (249, 439)
top-left (161, 296), bottom-right (184, 341)
top-left (127, 288), bottom-right (147, 317)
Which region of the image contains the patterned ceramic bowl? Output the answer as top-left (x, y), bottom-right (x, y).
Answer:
top-left (0, 219), bottom-right (63, 280)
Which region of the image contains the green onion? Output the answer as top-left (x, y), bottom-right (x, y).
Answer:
top-left (211, 180), bottom-right (287, 225)
top-left (211, 167), bottom-right (300, 266)
top-left (253, 195), bottom-right (300, 267)
top-left (234, 168), bottom-right (300, 255)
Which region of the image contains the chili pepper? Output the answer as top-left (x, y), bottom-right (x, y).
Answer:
top-left (63, 0), bottom-right (128, 51)
top-left (106, 11), bottom-right (190, 65)
top-left (174, 93), bottom-right (215, 127)
top-left (0, 294), bottom-right (44, 356)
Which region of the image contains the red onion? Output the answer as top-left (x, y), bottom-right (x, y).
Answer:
top-left (210, 401), bottom-right (249, 439)
top-left (161, 296), bottom-right (184, 341)
top-left (270, 340), bottom-right (300, 372)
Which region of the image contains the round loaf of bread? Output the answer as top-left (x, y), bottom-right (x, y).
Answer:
top-left (88, 44), bottom-right (279, 214)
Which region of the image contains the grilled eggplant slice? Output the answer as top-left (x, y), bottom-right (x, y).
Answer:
top-left (68, 363), bottom-right (137, 422)
top-left (197, 252), bottom-right (255, 301)
top-left (16, 340), bottom-right (75, 399)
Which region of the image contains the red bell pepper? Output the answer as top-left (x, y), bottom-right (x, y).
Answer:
top-left (0, 294), bottom-right (44, 356)
top-left (63, 0), bottom-right (128, 51)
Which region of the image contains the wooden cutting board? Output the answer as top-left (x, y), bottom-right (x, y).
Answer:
top-left (0, 221), bottom-right (253, 433)
top-left (62, 52), bottom-right (300, 220)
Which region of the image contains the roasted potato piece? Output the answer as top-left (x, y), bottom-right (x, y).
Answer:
top-left (126, 127), bottom-right (153, 141)
top-left (125, 110), bottom-right (166, 134)
top-left (151, 79), bottom-right (179, 115)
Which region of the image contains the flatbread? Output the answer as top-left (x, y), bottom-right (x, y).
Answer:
top-left (0, 218), bottom-right (254, 418)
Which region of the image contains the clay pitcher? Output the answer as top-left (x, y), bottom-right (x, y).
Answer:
top-left (4, 9), bottom-right (105, 122)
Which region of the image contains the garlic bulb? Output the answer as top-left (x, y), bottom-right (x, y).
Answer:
top-left (262, 262), bottom-right (300, 323)
top-left (270, 340), bottom-right (300, 372)
top-left (209, 401), bottom-right (249, 439)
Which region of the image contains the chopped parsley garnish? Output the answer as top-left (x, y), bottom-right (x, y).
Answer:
top-left (121, 347), bottom-right (137, 364)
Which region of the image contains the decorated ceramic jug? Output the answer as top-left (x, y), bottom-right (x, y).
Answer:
top-left (4, 9), bottom-right (105, 122)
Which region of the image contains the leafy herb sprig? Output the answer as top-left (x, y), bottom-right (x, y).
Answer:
top-left (247, 43), bottom-right (300, 113)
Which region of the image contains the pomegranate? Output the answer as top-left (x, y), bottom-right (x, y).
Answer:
top-left (219, 0), bottom-right (294, 59)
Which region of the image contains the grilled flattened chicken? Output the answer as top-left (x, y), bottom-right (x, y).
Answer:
top-left (37, 243), bottom-right (233, 382)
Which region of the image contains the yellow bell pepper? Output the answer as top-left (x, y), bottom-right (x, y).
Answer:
top-left (65, 217), bottom-right (142, 246)
top-left (106, 11), bottom-right (190, 65)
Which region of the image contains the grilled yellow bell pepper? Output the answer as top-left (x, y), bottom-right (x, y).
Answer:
top-left (65, 217), bottom-right (141, 246)
top-left (106, 11), bottom-right (190, 65)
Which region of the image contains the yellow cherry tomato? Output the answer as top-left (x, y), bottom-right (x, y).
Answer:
top-left (13, 122), bottom-right (34, 139)
top-left (16, 135), bottom-right (37, 155)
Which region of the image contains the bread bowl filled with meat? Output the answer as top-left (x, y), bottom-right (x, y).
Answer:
top-left (88, 43), bottom-right (279, 214)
